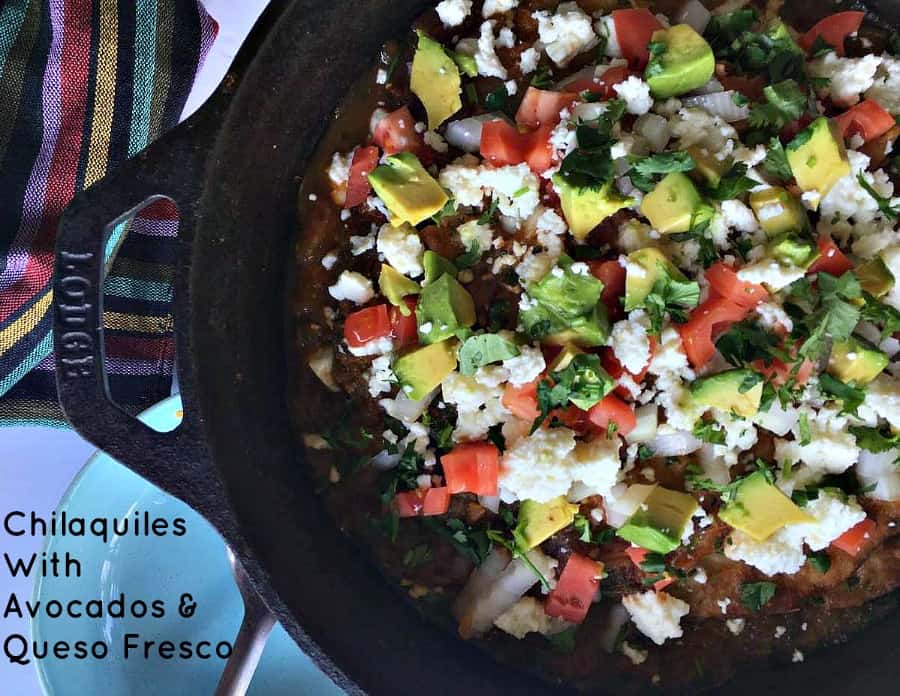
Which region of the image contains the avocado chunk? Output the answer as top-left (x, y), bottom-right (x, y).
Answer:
top-left (856, 257), bottom-right (895, 298)
top-left (553, 176), bottom-right (635, 241)
top-left (644, 24), bottom-right (715, 98)
top-left (768, 234), bottom-right (817, 268)
top-left (416, 272), bottom-right (476, 344)
top-left (369, 153), bottom-right (449, 226)
top-left (514, 497), bottom-right (579, 550)
top-left (686, 145), bottom-right (732, 188)
top-left (423, 250), bottom-right (458, 286)
top-left (828, 336), bottom-right (888, 385)
top-left (548, 343), bottom-right (584, 372)
top-left (749, 187), bottom-right (809, 237)
top-left (411, 31), bottom-right (462, 130)
top-left (640, 172), bottom-right (703, 234)
top-left (718, 471), bottom-right (813, 541)
top-left (786, 117), bottom-right (850, 208)
top-left (379, 264), bottom-right (421, 314)
top-left (519, 255), bottom-right (610, 346)
top-left (624, 247), bottom-right (687, 311)
top-left (616, 485), bottom-right (699, 554)
top-left (452, 51), bottom-right (478, 78)
top-left (691, 368), bottom-right (764, 418)
top-left (393, 340), bottom-right (458, 400)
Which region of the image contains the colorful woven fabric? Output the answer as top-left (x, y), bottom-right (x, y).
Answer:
top-left (0, 0), bottom-right (216, 427)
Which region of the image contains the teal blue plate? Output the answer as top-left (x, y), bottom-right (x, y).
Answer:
top-left (32, 395), bottom-right (343, 696)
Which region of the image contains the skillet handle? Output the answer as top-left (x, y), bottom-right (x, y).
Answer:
top-left (53, 100), bottom-right (232, 531)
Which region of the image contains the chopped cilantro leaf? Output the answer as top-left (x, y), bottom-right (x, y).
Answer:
top-left (763, 136), bottom-right (793, 181)
top-left (808, 550), bottom-right (831, 574)
top-left (857, 173), bottom-right (899, 220)
top-left (849, 425), bottom-right (900, 453)
top-left (740, 581), bottom-right (777, 611)
top-left (818, 373), bottom-right (866, 416)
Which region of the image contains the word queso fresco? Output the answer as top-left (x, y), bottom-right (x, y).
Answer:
top-left (4, 633), bottom-right (233, 666)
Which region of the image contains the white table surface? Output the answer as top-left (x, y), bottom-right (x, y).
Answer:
top-left (0, 1), bottom-right (268, 693)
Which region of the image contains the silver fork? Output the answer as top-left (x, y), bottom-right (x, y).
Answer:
top-left (213, 547), bottom-right (276, 696)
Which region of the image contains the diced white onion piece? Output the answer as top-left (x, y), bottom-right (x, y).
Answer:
top-left (682, 91), bottom-right (750, 122)
top-left (567, 480), bottom-right (598, 503)
top-left (690, 77), bottom-right (724, 95)
top-left (675, 0), bottom-right (711, 34)
top-left (446, 113), bottom-right (509, 153)
top-left (603, 483), bottom-right (655, 528)
top-left (626, 404), bottom-right (658, 444)
top-left (648, 430), bottom-right (703, 457)
top-left (454, 548), bottom-right (556, 638)
top-left (599, 603), bottom-right (632, 653)
top-left (696, 444), bottom-right (732, 485)
top-left (379, 389), bottom-right (436, 423)
top-left (371, 449), bottom-right (401, 470)
top-left (633, 113), bottom-right (669, 152)
top-left (478, 494), bottom-right (500, 513)
top-left (753, 399), bottom-right (798, 437)
top-left (307, 347), bottom-right (339, 392)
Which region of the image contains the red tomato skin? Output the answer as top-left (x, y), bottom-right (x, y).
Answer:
top-left (390, 298), bottom-right (419, 347)
top-left (566, 65), bottom-right (632, 100)
top-left (481, 120), bottom-right (555, 173)
top-left (705, 262), bottom-right (768, 309)
top-left (373, 106), bottom-right (424, 155)
top-left (587, 394), bottom-right (637, 437)
top-left (502, 378), bottom-right (541, 421)
top-left (545, 554), bottom-right (603, 623)
top-left (831, 518), bottom-right (876, 556)
top-left (441, 442), bottom-right (500, 496)
top-left (394, 487), bottom-right (451, 517)
top-left (343, 305), bottom-right (392, 348)
top-left (344, 146), bottom-right (379, 209)
top-left (552, 405), bottom-right (591, 433)
top-left (808, 236), bottom-right (854, 277)
top-left (625, 545), bottom-right (649, 567)
top-left (612, 9), bottom-right (663, 68)
top-left (799, 11), bottom-right (865, 57)
top-left (588, 259), bottom-right (626, 320)
top-left (834, 99), bottom-right (895, 143)
top-left (515, 87), bottom-right (578, 128)
top-left (677, 297), bottom-right (749, 368)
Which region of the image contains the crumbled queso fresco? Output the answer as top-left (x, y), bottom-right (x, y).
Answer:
top-left (305, 0), bottom-right (900, 677)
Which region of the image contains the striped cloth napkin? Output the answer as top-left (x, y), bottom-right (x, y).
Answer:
top-left (0, 0), bottom-right (217, 427)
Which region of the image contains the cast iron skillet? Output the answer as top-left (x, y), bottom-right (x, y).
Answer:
top-left (52, 0), bottom-right (900, 693)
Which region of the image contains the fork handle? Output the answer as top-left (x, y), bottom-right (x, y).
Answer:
top-left (213, 596), bottom-right (276, 696)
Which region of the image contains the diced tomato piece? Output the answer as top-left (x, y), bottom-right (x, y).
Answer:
top-left (587, 394), bottom-right (637, 437)
top-left (808, 236), bottom-right (854, 277)
top-left (481, 120), bottom-right (528, 166)
top-left (344, 146), bottom-right (379, 209)
top-left (566, 65), bottom-right (632, 100)
top-left (831, 518), bottom-right (876, 556)
top-left (612, 9), bottom-right (663, 69)
top-left (394, 487), bottom-right (451, 517)
top-left (441, 442), bottom-right (500, 496)
top-left (502, 378), bottom-right (541, 421)
top-left (545, 554), bottom-right (603, 623)
top-left (677, 297), bottom-right (749, 368)
top-left (653, 576), bottom-right (676, 592)
top-left (834, 99), bottom-right (896, 143)
top-left (754, 355), bottom-right (815, 387)
top-left (625, 545), bottom-right (648, 567)
top-left (481, 120), bottom-right (554, 173)
top-left (373, 106), bottom-right (423, 155)
top-left (390, 298), bottom-right (418, 347)
top-left (799, 11), bottom-right (865, 57)
top-left (552, 405), bottom-right (591, 433)
top-left (705, 262), bottom-right (768, 309)
top-left (588, 259), bottom-right (626, 320)
top-left (344, 304), bottom-right (392, 348)
top-left (421, 487), bottom-right (451, 515)
top-left (515, 86), bottom-right (578, 128)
